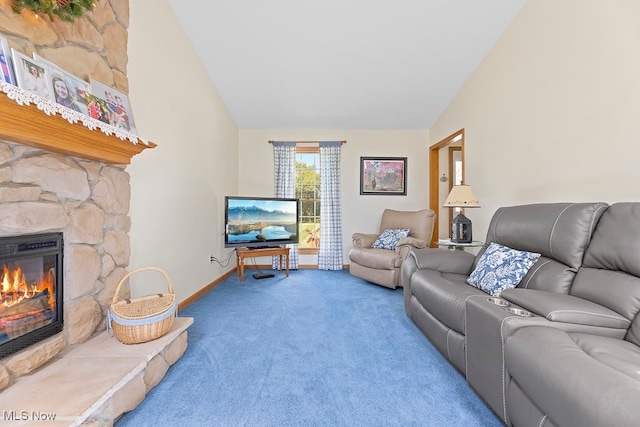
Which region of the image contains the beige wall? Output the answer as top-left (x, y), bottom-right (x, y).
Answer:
top-left (125, 0), bottom-right (640, 299)
top-left (239, 129), bottom-right (430, 265)
top-left (431, 0), bottom-right (640, 238)
top-left (4, 0), bottom-right (636, 304)
top-left (127, 0), bottom-right (239, 301)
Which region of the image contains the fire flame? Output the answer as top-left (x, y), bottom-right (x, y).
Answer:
top-left (0, 265), bottom-right (55, 310)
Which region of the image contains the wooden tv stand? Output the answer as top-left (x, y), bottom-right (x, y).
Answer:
top-left (236, 246), bottom-right (290, 283)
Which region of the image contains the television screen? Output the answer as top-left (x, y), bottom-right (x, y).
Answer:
top-left (224, 196), bottom-right (299, 248)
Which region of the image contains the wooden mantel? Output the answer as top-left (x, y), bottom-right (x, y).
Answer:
top-left (0, 92), bottom-right (156, 164)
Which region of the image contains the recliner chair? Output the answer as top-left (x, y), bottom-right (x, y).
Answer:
top-left (348, 209), bottom-right (435, 289)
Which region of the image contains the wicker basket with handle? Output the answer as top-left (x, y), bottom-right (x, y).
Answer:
top-left (107, 267), bottom-right (177, 344)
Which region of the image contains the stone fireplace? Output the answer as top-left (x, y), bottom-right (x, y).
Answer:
top-left (0, 2), bottom-right (144, 379)
top-left (0, 64), bottom-right (158, 386)
top-left (0, 3), bottom-right (192, 424)
top-left (0, 135), bottom-right (137, 388)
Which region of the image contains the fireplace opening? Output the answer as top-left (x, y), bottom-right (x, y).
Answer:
top-left (0, 233), bottom-right (63, 359)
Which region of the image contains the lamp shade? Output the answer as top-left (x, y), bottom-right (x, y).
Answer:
top-left (443, 184), bottom-right (480, 208)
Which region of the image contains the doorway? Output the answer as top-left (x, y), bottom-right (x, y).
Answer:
top-left (448, 146), bottom-right (463, 225)
top-left (428, 129), bottom-right (465, 247)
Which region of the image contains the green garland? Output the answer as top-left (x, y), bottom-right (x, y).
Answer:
top-left (12, 0), bottom-right (96, 22)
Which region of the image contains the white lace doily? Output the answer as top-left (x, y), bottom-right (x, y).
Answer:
top-left (1, 81), bottom-right (149, 146)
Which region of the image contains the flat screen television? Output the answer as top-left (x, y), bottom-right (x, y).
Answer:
top-left (224, 196), bottom-right (300, 248)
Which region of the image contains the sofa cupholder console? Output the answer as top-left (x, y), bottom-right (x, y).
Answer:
top-left (465, 296), bottom-right (541, 420)
top-left (486, 297), bottom-right (510, 307)
top-left (504, 307), bottom-right (533, 317)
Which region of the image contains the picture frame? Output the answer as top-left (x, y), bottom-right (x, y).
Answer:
top-left (360, 157), bottom-right (407, 195)
top-left (89, 78), bottom-right (137, 135)
top-left (0, 36), bottom-right (15, 85)
top-left (33, 54), bottom-right (90, 115)
top-left (11, 49), bottom-right (51, 99)
top-left (84, 93), bottom-right (110, 124)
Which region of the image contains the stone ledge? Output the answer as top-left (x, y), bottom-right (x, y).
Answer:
top-left (0, 317), bottom-right (194, 427)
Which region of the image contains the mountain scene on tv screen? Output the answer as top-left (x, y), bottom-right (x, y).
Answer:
top-left (228, 205), bottom-right (297, 243)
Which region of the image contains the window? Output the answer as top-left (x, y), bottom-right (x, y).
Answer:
top-left (295, 147), bottom-right (320, 253)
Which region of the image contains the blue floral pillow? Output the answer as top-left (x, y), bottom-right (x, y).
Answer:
top-left (371, 228), bottom-right (410, 250)
top-left (467, 243), bottom-right (541, 296)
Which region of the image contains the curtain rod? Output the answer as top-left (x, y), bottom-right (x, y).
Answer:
top-left (268, 140), bottom-right (347, 144)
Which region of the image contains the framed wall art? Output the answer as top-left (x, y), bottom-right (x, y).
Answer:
top-left (360, 157), bottom-right (407, 195)
top-left (90, 78), bottom-right (137, 135)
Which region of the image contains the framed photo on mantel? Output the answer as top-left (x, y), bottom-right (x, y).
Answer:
top-left (90, 78), bottom-right (137, 136)
top-left (33, 54), bottom-right (91, 115)
top-left (360, 157), bottom-right (407, 195)
top-left (0, 35), bottom-right (15, 85)
top-left (11, 49), bottom-right (51, 100)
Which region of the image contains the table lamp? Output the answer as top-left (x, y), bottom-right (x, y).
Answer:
top-left (443, 184), bottom-right (480, 243)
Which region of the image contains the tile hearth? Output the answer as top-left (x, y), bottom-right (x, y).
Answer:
top-left (1, 317), bottom-right (193, 427)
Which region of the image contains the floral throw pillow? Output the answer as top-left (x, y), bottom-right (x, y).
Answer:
top-left (371, 228), bottom-right (410, 250)
top-left (467, 242), bottom-right (541, 297)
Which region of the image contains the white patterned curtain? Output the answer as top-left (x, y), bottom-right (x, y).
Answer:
top-left (272, 141), bottom-right (299, 270)
top-left (318, 141), bottom-right (343, 270)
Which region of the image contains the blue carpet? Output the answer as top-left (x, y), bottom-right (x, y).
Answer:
top-left (117, 269), bottom-right (502, 426)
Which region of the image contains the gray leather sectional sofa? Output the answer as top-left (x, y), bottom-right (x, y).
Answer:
top-left (402, 202), bottom-right (640, 427)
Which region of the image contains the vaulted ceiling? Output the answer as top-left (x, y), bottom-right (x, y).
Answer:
top-left (168, 0), bottom-right (528, 129)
